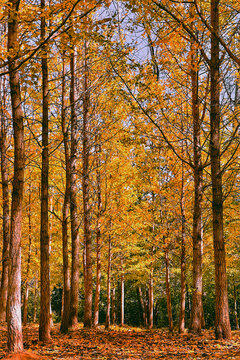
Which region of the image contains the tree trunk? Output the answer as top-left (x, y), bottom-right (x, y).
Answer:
top-left (39, 0), bottom-right (51, 343)
top-left (120, 258), bottom-right (124, 327)
top-left (210, 0), bottom-right (231, 340)
top-left (105, 237), bottom-right (111, 330)
top-left (33, 274), bottom-right (38, 323)
top-left (179, 161), bottom-right (186, 333)
top-left (138, 287), bottom-right (148, 327)
top-left (149, 257), bottom-right (154, 329)
top-left (0, 75), bottom-right (10, 322)
top-left (7, 0), bottom-right (24, 351)
top-left (60, 53), bottom-right (71, 334)
top-left (112, 287), bottom-right (116, 325)
top-left (165, 247), bottom-right (173, 332)
top-left (82, 40), bottom-right (92, 328)
top-left (233, 276), bottom-right (239, 330)
top-left (69, 44), bottom-right (80, 329)
top-left (189, 32), bottom-right (204, 334)
top-left (93, 139), bottom-right (102, 327)
top-left (23, 186), bottom-right (32, 326)
top-left (186, 283), bottom-right (191, 323)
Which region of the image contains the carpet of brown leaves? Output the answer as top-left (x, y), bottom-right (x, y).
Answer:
top-left (0, 324), bottom-right (240, 359)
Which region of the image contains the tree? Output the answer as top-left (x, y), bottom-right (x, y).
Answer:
top-left (60, 52), bottom-right (71, 334)
top-left (69, 39), bottom-right (80, 329)
top-left (209, 0), bottom-right (231, 339)
top-left (39, 0), bottom-right (51, 343)
top-left (0, 75), bottom-right (10, 322)
top-left (7, 0), bottom-right (24, 352)
top-left (93, 138), bottom-right (102, 327)
top-left (82, 39), bottom-right (93, 328)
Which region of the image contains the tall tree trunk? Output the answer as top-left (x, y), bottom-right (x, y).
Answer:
top-left (39, 0), bottom-right (51, 343)
top-left (83, 40), bottom-right (92, 328)
top-left (112, 287), bottom-right (116, 325)
top-left (165, 247), bottom-right (173, 332)
top-left (233, 276), bottom-right (239, 330)
top-left (179, 159), bottom-right (186, 333)
top-left (189, 33), bottom-right (204, 334)
top-left (138, 287), bottom-right (148, 327)
top-left (186, 283), bottom-right (191, 323)
top-left (69, 44), bottom-right (80, 329)
top-left (7, 0), bottom-right (24, 351)
top-left (33, 274), bottom-right (38, 323)
top-left (60, 53), bottom-right (71, 334)
top-left (105, 236), bottom-right (111, 330)
top-left (210, 0), bottom-right (231, 340)
top-left (120, 257), bottom-right (124, 327)
top-left (93, 140), bottom-right (102, 327)
top-left (149, 256), bottom-right (154, 329)
top-left (0, 75), bottom-right (10, 322)
top-left (23, 185), bottom-right (32, 326)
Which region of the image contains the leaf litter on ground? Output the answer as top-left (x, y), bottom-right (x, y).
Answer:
top-left (0, 324), bottom-right (239, 359)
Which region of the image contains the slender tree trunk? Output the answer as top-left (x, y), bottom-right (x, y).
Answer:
top-left (210, 0), bottom-right (231, 340)
top-left (7, 0), bottom-right (24, 351)
top-left (23, 186), bottom-right (32, 326)
top-left (0, 76), bottom-right (10, 322)
top-left (22, 287), bottom-right (29, 326)
top-left (33, 274), bottom-right (38, 323)
top-left (146, 288), bottom-right (150, 325)
top-left (61, 289), bottom-right (64, 320)
top-left (120, 258), bottom-right (124, 327)
top-left (105, 236), bottom-right (111, 329)
top-left (49, 195), bottom-right (54, 328)
top-left (112, 287), bottom-right (116, 325)
top-left (93, 139), bottom-right (102, 327)
top-left (165, 247), bottom-right (173, 332)
top-left (233, 276), bottom-right (239, 330)
top-left (60, 53), bottom-right (71, 334)
top-left (39, 0), bottom-right (51, 343)
top-left (189, 34), bottom-right (204, 334)
top-left (179, 161), bottom-right (186, 333)
top-left (138, 287), bottom-right (148, 327)
top-left (149, 256), bottom-right (154, 329)
top-left (185, 283), bottom-right (191, 323)
top-left (69, 44), bottom-right (80, 329)
top-left (82, 40), bottom-right (92, 328)
top-left (93, 229), bottom-right (101, 327)
top-left (83, 246), bottom-right (87, 286)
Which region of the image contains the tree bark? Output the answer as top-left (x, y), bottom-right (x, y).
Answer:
top-left (210, 0), bottom-right (231, 340)
top-left (138, 287), bottom-right (148, 327)
top-left (7, 0), bottom-right (24, 351)
top-left (33, 274), bottom-right (38, 323)
top-left (105, 236), bottom-right (111, 329)
top-left (233, 276), bottom-right (239, 330)
top-left (120, 258), bottom-right (124, 327)
top-left (189, 32), bottom-right (204, 334)
top-left (93, 140), bottom-right (102, 327)
top-left (39, 0), bottom-right (51, 343)
top-left (0, 75), bottom-right (10, 322)
top-left (149, 255), bottom-right (154, 329)
top-left (179, 167), bottom-right (186, 333)
top-left (60, 53), bottom-right (71, 334)
top-left (112, 287), bottom-right (116, 325)
top-left (165, 247), bottom-right (173, 332)
top-left (83, 40), bottom-right (92, 328)
top-left (69, 44), bottom-right (80, 329)
top-left (23, 185), bottom-right (32, 326)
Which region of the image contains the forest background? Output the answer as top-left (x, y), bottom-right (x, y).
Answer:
top-left (0, 0), bottom-right (239, 354)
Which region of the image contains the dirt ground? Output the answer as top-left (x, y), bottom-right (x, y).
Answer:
top-left (0, 324), bottom-right (240, 359)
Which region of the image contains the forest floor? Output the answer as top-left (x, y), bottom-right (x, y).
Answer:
top-left (0, 324), bottom-right (240, 359)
